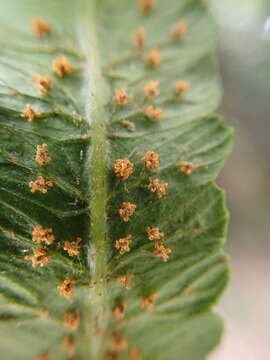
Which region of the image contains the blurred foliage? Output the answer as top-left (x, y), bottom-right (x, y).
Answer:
top-left (208, 2), bottom-right (270, 357)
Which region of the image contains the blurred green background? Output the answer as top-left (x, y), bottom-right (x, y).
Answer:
top-left (209, 0), bottom-right (270, 358)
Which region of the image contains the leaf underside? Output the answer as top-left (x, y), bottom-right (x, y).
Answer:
top-left (0, 1), bottom-right (233, 359)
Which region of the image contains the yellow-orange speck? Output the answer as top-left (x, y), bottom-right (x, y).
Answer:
top-left (64, 312), bottom-right (80, 332)
top-left (115, 274), bottom-right (134, 290)
top-left (32, 17), bottom-right (51, 38)
top-left (113, 88), bottom-right (133, 107)
top-left (53, 55), bottom-right (73, 77)
top-left (133, 27), bottom-right (145, 49)
top-left (36, 352), bottom-right (51, 360)
top-left (33, 74), bottom-right (52, 95)
top-left (25, 249), bottom-right (50, 268)
top-left (29, 176), bottom-right (53, 194)
top-left (147, 178), bottom-right (168, 198)
top-left (146, 227), bottom-right (164, 241)
top-left (35, 144), bottom-right (52, 166)
top-left (58, 278), bottom-right (76, 298)
top-left (139, 0), bottom-right (156, 14)
top-left (175, 81), bottom-right (191, 97)
top-left (110, 332), bottom-right (128, 352)
top-left (115, 235), bottom-right (133, 254)
top-left (63, 335), bottom-right (75, 357)
top-left (63, 237), bottom-right (82, 256)
top-left (112, 300), bottom-right (127, 319)
top-left (145, 105), bottom-right (164, 121)
top-left (152, 243), bottom-right (172, 262)
top-left (20, 104), bottom-right (42, 123)
top-left (140, 292), bottom-right (157, 310)
top-left (121, 119), bottom-right (136, 131)
top-left (119, 202), bottom-right (137, 222)
top-left (130, 346), bottom-right (142, 360)
top-left (141, 151), bottom-right (159, 169)
top-left (143, 81), bottom-right (160, 100)
top-left (177, 161), bottom-right (198, 175)
top-left (171, 21), bottom-right (187, 39)
top-left (144, 49), bottom-right (161, 67)
top-left (32, 225), bottom-right (55, 245)
top-left (113, 159), bottom-right (134, 180)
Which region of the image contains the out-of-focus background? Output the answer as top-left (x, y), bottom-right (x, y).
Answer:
top-left (208, 0), bottom-right (270, 359)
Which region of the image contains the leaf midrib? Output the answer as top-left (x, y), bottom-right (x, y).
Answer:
top-left (78, 2), bottom-right (109, 359)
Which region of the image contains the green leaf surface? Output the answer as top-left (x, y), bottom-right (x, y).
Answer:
top-left (0, 0), bottom-right (233, 359)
